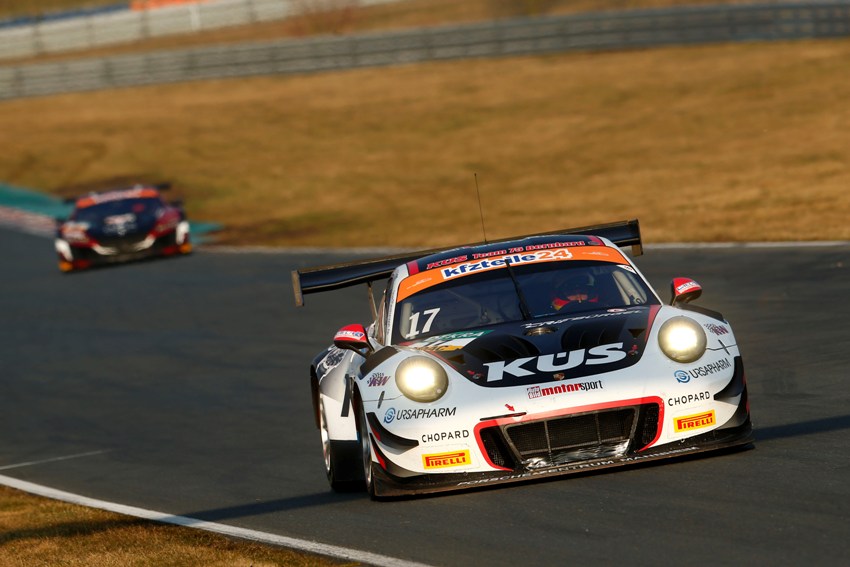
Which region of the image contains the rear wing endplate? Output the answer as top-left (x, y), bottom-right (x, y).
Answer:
top-left (292, 219), bottom-right (641, 306)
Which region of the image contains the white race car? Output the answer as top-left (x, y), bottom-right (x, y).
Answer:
top-left (293, 220), bottom-right (753, 498)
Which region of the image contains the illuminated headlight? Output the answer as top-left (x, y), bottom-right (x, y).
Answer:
top-left (395, 356), bottom-right (448, 403)
top-left (658, 316), bottom-right (707, 363)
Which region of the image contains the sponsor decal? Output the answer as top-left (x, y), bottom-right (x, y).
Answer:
top-left (523, 309), bottom-right (643, 329)
top-left (400, 246), bottom-right (626, 301)
top-left (76, 187), bottom-right (159, 208)
top-left (421, 430), bottom-right (470, 443)
top-left (505, 404), bottom-right (515, 412)
top-left (441, 250), bottom-right (573, 280)
top-left (104, 213), bottom-right (135, 226)
top-left (466, 242), bottom-right (588, 260)
top-left (334, 329), bottom-right (365, 341)
top-left (704, 323), bottom-right (730, 336)
top-left (406, 330), bottom-right (491, 351)
top-left (667, 391), bottom-right (711, 406)
top-left (471, 249), bottom-right (509, 259)
top-left (485, 343), bottom-right (626, 382)
top-left (675, 280), bottom-right (701, 294)
top-left (384, 406), bottom-right (457, 424)
top-left (527, 380), bottom-right (603, 399)
top-left (457, 446), bottom-right (702, 486)
top-left (423, 450), bottom-right (472, 469)
top-left (425, 255), bottom-right (469, 270)
top-left (522, 241), bottom-right (587, 251)
top-left (317, 347), bottom-right (346, 376)
top-left (675, 358), bottom-right (731, 383)
top-left (367, 373), bottom-right (390, 387)
top-left (674, 410), bottom-right (717, 432)
top-left (458, 460), bottom-right (616, 485)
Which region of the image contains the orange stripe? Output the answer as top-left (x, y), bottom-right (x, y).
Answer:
top-left (397, 246), bottom-right (628, 302)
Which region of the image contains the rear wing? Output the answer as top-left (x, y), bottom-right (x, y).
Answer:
top-left (292, 219), bottom-right (642, 306)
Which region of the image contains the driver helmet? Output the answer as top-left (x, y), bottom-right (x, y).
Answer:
top-left (551, 272), bottom-right (599, 311)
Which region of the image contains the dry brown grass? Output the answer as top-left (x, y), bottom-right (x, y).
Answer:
top-left (0, 486), bottom-right (349, 566)
top-left (1, 37), bottom-right (847, 246)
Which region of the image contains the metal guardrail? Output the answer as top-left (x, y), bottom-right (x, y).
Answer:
top-left (1, 2), bottom-right (848, 100)
top-left (0, 0), bottom-right (401, 60)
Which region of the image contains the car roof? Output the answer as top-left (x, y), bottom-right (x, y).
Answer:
top-left (405, 234), bottom-right (608, 275)
top-left (291, 220), bottom-right (642, 306)
top-left (74, 186), bottom-right (161, 209)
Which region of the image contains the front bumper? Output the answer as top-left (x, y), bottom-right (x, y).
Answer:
top-left (370, 414), bottom-right (753, 497)
top-left (368, 368), bottom-right (753, 498)
top-left (57, 229), bottom-right (191, 271)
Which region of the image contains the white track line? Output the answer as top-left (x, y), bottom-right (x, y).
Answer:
top-left (0, 450), bottom-right (109, 471)
top-left (0, 473), bottom-right (433, 567)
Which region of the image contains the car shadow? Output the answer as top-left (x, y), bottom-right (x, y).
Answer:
top-left (752, 414), bottom-right (850, 442)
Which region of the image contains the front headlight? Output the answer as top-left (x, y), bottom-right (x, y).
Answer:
top-left (395, 356), bottom-right (448, 403)
top-left (658, 316), bottom-right (707, 363)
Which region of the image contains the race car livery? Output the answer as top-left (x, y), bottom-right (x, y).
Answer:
top-left (292, 220), bottom-right (753, 498)
top-left (55, 185), bottom-right (192, 272)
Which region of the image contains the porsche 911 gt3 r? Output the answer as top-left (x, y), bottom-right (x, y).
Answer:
top-left (55, 184), bottom-right (192, 273)
top-left (292, 220), bottom-right (753, 498)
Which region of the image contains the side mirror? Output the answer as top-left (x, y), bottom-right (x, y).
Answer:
top-left (670, 277), bottom-right (702, 306)
top-left (333, 324), bottom-right (373, 356)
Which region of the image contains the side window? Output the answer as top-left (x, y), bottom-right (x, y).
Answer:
top-left (373, 289), bottom-right (388, 344)
top-left (611, 268), bottom-right (650, 305)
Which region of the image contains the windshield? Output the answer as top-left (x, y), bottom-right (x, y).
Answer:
top-left (72, 197), bottom-right (164, 225)
top-left (392, 259), bottom-right (658, 343)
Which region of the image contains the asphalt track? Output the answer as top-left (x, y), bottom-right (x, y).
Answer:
top-left (1, 226), bottom-right (849, 566)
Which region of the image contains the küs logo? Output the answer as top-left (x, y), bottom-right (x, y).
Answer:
top-left (484, 343), bottom-right (626, 382)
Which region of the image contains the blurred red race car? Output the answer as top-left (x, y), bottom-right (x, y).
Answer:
top-left (55, 184), bottom-right (192, 272)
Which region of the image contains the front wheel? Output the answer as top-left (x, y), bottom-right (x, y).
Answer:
top-left (354, 395), bottom-right (378, 499)
top-left (319, 397), bottom-right (363, 492)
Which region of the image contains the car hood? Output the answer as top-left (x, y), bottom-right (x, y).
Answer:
top-left (87, 213), bottom-right (157, 239)
top-left (400, 305), bottom-right (661, 388)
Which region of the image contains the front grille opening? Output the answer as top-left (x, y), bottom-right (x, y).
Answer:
top-left (505, 407), bottom-right (637, 469)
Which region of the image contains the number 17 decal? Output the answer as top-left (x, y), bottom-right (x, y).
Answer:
top-left (407, 308), bottom-right (440, 338)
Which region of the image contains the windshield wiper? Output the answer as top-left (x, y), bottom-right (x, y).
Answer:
top-left (504, 257), bottom-right (532, 320)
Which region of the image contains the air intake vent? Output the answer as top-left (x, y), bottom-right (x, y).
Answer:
top-left (479, 427), bottom-right (515, 469)
top-left (463, 335), bottom-right (540, 364)
top-left (560, 321), bottom-right (624, 351)
top-left (636, 403), bottom-right (661, 448)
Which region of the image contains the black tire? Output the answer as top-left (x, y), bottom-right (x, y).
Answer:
top-left (319, 397), bottom-right (364, 492)
top-left (354, 394), bottom-right (378, 499)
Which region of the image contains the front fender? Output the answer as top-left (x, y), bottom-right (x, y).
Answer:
top-left (317, 349), bottom-right (363, 442)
